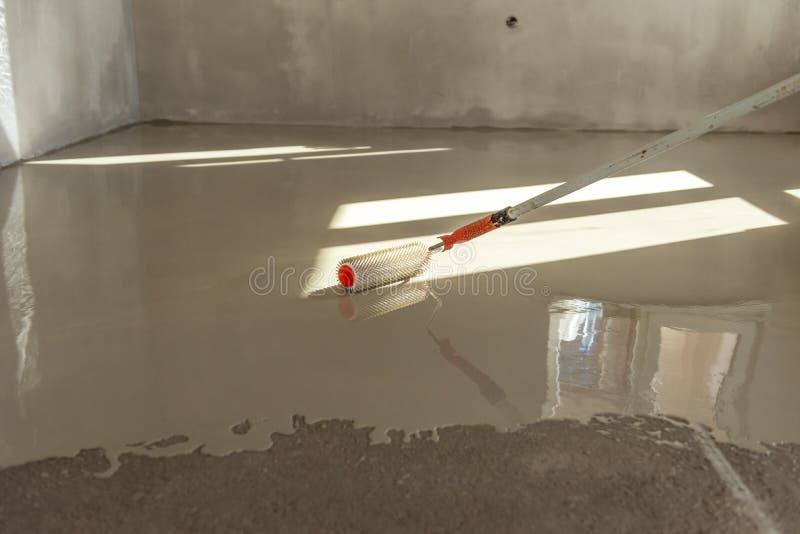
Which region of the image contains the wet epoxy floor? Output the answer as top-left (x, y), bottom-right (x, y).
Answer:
top-left (1, 124), bottom-right (799, 521)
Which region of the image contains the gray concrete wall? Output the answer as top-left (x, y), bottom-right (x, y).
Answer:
top-left (133, 0), bottom-right (800, 132)
top-left (0, 0), bottom-right (139, 166)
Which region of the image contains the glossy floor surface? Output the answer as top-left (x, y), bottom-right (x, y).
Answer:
top-left (2, 123), bottom-right (799, 471)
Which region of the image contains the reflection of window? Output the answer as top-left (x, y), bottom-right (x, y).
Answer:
top-left (556, 301), bottom-right (604, 388)
top-left (544, 298), bottom-right (763, 440)
top-left (651, 328), bottom-right (738, 427)
top-left (544, 299), bottom-right (638, 419)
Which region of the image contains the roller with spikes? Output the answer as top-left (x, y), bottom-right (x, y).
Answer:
top-left (336, 72), bottom-right (800, 292)
top-left (337, 242), bottom-right (431, 292)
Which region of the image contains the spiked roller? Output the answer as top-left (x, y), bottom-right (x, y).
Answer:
top-left (337, 242), bottom-right (430, 292)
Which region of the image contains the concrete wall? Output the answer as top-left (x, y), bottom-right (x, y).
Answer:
top-left (0, 0), bottom-right (139, 166)
top-left (133, 0), bottom-right (800, 132)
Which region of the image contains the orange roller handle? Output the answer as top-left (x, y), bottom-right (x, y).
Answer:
top-left (437, 207), bottom-right (515, 251)
top-left (438, 214), bottom-right (496, 251)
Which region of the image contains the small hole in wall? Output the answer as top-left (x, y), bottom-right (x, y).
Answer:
top-left (505, 15), bottom-right (518, 28)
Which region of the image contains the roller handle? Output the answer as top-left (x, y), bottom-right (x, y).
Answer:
top-left (435, 207), bottom-right (516, 251)
top-left (431, 73), bottom-right (800, 252)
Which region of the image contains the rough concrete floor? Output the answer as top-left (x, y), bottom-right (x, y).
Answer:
top-left (1, 416), bottom-right (798, 533)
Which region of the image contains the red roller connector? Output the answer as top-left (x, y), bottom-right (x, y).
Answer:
top-left (337, 264), bottom-right (355, 288)
top-left (438, 214), bottom-right (497, 251)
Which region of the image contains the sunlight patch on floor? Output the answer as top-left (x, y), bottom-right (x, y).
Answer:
top-left (26, 146), bottom-right (372, 165)
top-left (305, 197), bottom-right (785, 293)
top-left (329, 171), bottom-right (711, 229)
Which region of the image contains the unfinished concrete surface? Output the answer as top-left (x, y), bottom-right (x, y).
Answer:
top-left (3, 416), bottom-right (799, 533)
top-left (1, 124), bottom-right (799, 530)
top-left (132, 0), bottom-right (800, 131)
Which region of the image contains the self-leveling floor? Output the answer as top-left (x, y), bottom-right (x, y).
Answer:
top-left (1, 123), bottom-right (798, 531)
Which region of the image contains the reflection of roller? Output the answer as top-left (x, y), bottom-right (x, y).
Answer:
top-left (337, 281), bottom-right (432, 322)
top-left (427, 328), bottom-right (524, 429)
